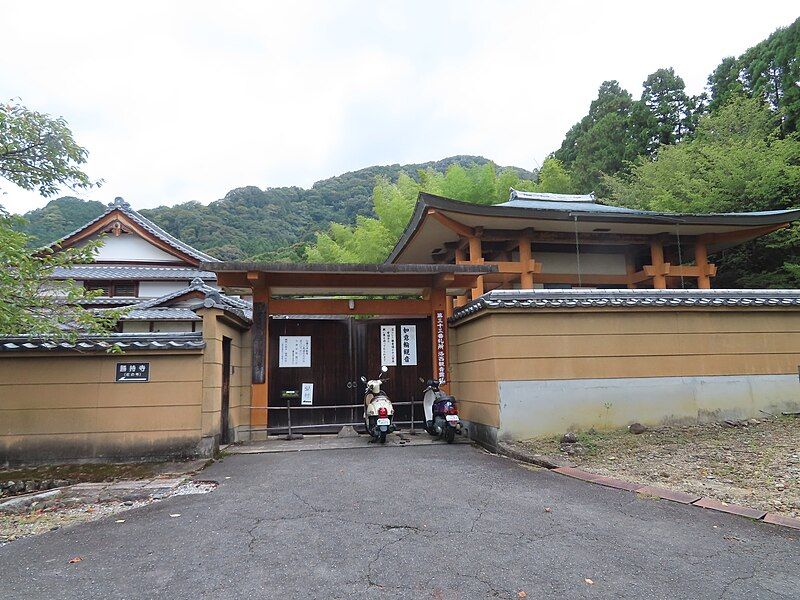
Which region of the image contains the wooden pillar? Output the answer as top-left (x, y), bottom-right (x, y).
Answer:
top-left (695, 238), bottom-right (711, 289)
top-left (468, 236), bottom-right (484, 299)
top-left (625, 252), bottom-right (637, 289)
top-left (250, 285), bottom-right (268, 431)
top-left (430, 287), bottom-right (449, 393)
top-left (519, 235), bottom-right (533, 289)
top-left (649, 239), bottom-right (667, 289)
top-left (454, 246), bottom-right (468, 306)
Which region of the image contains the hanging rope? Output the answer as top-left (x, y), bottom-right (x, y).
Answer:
top-left (573, 215), bottom-right (582, 288)
top-left (675, 223), bottom-right (685, 289)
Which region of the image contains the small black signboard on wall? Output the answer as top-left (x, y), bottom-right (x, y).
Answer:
top-left (116, 362), bottom-right (150, 382)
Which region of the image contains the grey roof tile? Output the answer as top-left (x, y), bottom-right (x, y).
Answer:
top-left (127, 278), bottom-right (252, 322)
top-left (0, 332), bottom-right (206, 353)
top-left (51, 265), bottom-right (217, 281)
top-left (450, 289), bottom-right (800, 323)
top-left (121, 308), bottom-right (202, 321)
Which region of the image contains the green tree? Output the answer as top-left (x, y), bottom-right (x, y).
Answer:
top-left (708, 17), bottom-right (800, 135)
top-left (607, 96), bottom-right (800, 287)
top-left (306, 161), bottom-right (554, 263)
top-left (0, 99), bottom-right (118, 338)
top-left (638, 67), bottom-right (704, 152)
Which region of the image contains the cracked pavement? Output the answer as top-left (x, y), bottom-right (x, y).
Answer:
top-left (0, 444), bottom-right (798, 599)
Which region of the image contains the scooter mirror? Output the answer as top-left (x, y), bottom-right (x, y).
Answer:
top-left (418, 377), bottom-right (425, 383)
top-left (381, 365), bottom-right (388, 373)
top-left (360, 376), bottom-right (367, 383)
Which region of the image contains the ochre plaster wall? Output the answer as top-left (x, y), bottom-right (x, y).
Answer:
top-left (0, 351), bottom-right (204, 464)
top-left (450, 308), bottom-right (800, 443)
top-left (200, 309), bottom-right (250, 444)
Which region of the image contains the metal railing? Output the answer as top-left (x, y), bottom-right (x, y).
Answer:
top-left (265, 399), bottom-right (425, 437)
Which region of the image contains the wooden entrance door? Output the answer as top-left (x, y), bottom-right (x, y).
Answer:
top-left (220, 336), bottom-right (231, 444)
top-left (268, 316), bottom-right (432, 432)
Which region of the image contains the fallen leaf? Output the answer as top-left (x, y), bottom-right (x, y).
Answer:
top-left (169, 513), bottom-right (181, 518)
top-left (68, 557), bottom-right (82, 564)
top-left (517, 591), bottom-right (528, 598)
top-left (544, 507), bottom-right (551, 513)
top-left (585, 578), bottom-right (594, 585)
top-left (115, 519), bottom-right (125, 523)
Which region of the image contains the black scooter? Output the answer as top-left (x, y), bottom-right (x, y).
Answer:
top-left (420, 378), bottom-right (462, 443)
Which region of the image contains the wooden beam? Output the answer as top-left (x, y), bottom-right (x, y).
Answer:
top-left (427, 209), bottom-right (475, 238)
top-left (701, 224), bottom-right (788, 246)
top-left (476, 229), bottom-right (655, 245)
top-left (268, 298), bottom-right (432, 316)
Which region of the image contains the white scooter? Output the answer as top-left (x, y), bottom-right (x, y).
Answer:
top-left (362, 366), bottom-right (395, 444)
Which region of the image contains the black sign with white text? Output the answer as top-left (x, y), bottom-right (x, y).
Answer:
top-left (116, 362), bottom-right (150, 382)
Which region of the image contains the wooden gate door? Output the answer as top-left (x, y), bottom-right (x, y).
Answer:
top-left (268, 317), bottom-right (356, 431)
top-left (352, 317), bottom-right (432, 429)
top-left (268, 316), bottom-right (432, 432)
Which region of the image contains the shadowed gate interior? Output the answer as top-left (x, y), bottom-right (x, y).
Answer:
top-left (206, 263), bottom-right (496, 439)
top-left (268, 317), bottom-right (432, 433)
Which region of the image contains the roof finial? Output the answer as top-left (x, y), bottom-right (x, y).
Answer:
top-left (109, 197), bottom-right (130, 208)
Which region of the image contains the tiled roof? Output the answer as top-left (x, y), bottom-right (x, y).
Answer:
top-left (129, 278), bottom-right (252, 322)
top-left (0, 332), bottom-right (206, 353)
top-left (51, 265), bottom-right (217, 281)
top-left (450, 289), bottom-right (800, 323)
top-left (51, 197), bottom-right (218, 263)
top-left (501, 188), bottom-right (799, 218)
top-left (78, 297), bottom-right (142, 306)
top-left (121, 308), bottom-right (202, 321)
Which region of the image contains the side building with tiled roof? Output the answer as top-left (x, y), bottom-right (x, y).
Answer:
top-left (0, 197), bottom-right (253, 464)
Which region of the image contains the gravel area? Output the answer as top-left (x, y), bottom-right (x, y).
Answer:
top-left (520, 416), bottom-right (800, 518)
top-left (0, 482), bottom-right (216, 546)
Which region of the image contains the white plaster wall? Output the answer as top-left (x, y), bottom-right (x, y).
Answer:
top-left (498, 375), bottom-right (800, 440)
top-left (79, 233), bottom-right (178, 262)
top-left (120, 321), bottom-right (198, 333)
top-left (535, 251), bottom-right (627, 275)
top-left (152, 321), bottom-right (195, 333)
top-left (138, 281), bottom-right (191, 297)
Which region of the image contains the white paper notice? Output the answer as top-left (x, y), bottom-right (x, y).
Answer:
top-left (380, 325), bottom-right (397, 366)
top-left (278, 336), bottom-right (311, 368)
top-left (301, 383), bottom-right (314, 405)
top-left (400, 325), bottom-right (417, 366)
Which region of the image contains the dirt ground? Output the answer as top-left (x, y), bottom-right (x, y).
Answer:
top-left (520, 416), bottom-right (800, 518)
top-left (0, 462), bottom-right (171, 485)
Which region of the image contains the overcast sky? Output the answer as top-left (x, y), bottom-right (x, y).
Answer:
top-left (2, 1), bottom-right (797, 214)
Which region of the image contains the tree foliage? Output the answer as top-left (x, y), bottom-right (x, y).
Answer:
top-left (0, 100), bottom-right (118, 337)
top-left (0, 218), bottom-right (120, 338)
top-left (305, 160), bottom-right (566, 263)
top-left (607, 96), bottom-right (800, 287)
top-left (1, 100), bottom-right (100, 197)
top-left (708, 17), bottom-right (800, 135)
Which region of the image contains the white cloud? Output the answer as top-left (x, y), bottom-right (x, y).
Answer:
top-left (1, 0), bottom-right (797, 213)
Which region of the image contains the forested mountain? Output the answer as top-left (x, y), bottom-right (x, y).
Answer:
top-left (16, 155), bottom-right (533, 260)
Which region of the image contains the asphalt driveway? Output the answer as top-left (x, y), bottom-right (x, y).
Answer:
top-left (1, 444), bottom-right (797, 599)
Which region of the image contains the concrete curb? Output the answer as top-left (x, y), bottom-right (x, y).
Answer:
top-left (501, 446), bottom-right (800, 532)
